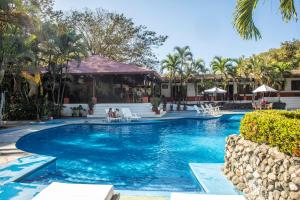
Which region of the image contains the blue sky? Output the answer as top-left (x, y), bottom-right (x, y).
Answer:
top-left (54, 0), bottom-right (300, 66)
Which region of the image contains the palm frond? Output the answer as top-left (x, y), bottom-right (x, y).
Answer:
top-left (280, 0), bottom-right (297, 21)
top-left (233, 0), bottom-right (261, 40)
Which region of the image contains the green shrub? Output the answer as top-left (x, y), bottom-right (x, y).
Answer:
top-left (240, 110), bottom-right (300, 157)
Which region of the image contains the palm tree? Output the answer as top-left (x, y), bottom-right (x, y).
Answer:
top-left (187, 58), bottom-right (207, 101)
top-left (174, 46), bottom-right (193, 103)
top-left (234, 0), bottom-right (297, 40)
top-left (210, 56), bottom-right (234, 100)
top-left (161, 54), bottom-right (180, 101)
top-left (271, 62), bottom-right (292, 91)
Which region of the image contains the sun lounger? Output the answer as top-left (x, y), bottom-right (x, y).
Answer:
top-left (207, 104), bottom-right (221, 113)
top-left (199, 104), bottom-right (210, 114)
top-left (193, 105), bottom-right (203, 114)
top-left (32, 182), bottom-right (114, 200)
top-left (121, 108), bottom-right (141, 121)
top-left (105, 109), bottom-right (122, 122)
top-left (170, 193), bottom-right (246, 200)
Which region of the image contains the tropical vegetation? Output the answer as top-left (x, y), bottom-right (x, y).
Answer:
top-left (161, 40), bottom-right (300, 101)
top-left (0, 0), bottom-right (167, 121)
top-left (240, 110), bottom-right (300, 157)
top-left (161, 46), bottom-right (209, 103)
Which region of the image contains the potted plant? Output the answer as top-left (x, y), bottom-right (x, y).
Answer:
top-left (71, 107), bottom-right (79, 117)
top-left (170, 103), bottom-right (173, 111)
top-left (183, 99), bottom-right (187, 111)
top-left (63, 97), bottom-right (70, 104)
top-left (88, 100), bottom-right (95, 115)
top-left (151, 97), bottom-right (161, 114)
top-left (78, 105), bottom-right (85, 117)
top-left (161, 96), bottom-right (167, 111)
top-left (177, 102), bottom-right (181, 111)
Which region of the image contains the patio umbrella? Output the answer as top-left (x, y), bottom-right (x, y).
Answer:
top-left (252, 84), bottom-right (277, 99)
top-left (252, 84), bottom-right (277, 93)
top-left (204, 87), bottom-right (226, 94)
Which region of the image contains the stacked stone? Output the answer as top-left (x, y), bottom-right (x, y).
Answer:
top-left (223, 135), bottom-right (300, 200)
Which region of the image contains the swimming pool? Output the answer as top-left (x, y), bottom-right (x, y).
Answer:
top-left (16, 114), bottom-right (243, 192)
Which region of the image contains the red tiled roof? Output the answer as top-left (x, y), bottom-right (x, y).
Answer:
top-left (67, 55), bottom-right (157, 76)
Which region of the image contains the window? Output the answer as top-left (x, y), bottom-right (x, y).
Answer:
top-left (291, 80), bottom-right (300, 90)
top-left (162, 84), bottom-right (169, 89)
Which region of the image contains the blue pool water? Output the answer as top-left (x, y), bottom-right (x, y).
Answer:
top-left (16, 114), bottom-right (243, 192)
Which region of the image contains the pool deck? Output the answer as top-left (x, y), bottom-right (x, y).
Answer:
top-left (0, 111), bottom-right (246, 200)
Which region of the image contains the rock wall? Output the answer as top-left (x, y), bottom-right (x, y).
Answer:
top-left (223, 135), bottom-right (300, 200)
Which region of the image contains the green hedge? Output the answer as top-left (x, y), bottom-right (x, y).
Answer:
top-left (240, 110), bottom-right (300, 157)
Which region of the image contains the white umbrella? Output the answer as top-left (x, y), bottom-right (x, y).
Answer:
top-left (204, 87), bottom-right (226, 94)
top-left (252, 84), bottom-right (277, 93)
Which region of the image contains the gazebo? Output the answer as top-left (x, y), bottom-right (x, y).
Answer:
top-left (63, 55), bottom-right (161, 103)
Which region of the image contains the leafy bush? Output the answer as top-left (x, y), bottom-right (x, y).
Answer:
top-left (4, 102), bottom-right (37, 120)
top-left (240, 110), bottom-right (300, 157)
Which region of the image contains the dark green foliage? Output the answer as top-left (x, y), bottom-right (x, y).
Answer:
top-left (4, 102), bottom-right (37, 120)
top-left (240, 110), bottom-right (300, 157)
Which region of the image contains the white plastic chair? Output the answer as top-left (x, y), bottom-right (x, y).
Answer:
top-left (200, 104), bottom-right (211, 114)
top-left (121, 108), bottom-right (141, 121)
top-left (208, 104), bottom-right (221, 113)
top-left (194, 105), bottom-right (206, 114)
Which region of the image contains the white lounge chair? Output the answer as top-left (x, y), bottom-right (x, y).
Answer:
top-left (121, 108), bottom-right (141, 121)
top-left (105, 109), bottom-right (122, 122)
top-left (200, 104), bottom-right (211, 114)
top-left (194, 105), bottom-right (206, 114)
top-left (32, 182), bottom-right (114, 200)
top-left (194, 105), bottom-right (201, 114)
top-left (209, 104), bottom-right (221, 112)
top-left (170, 193), bottom-right (245, 200)
top-left (207, 104), bottom-right (221, 114)
top-left (204, 104), bottom-right (219, 115)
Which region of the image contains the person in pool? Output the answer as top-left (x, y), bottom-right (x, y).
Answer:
top-left (115, 108), bottom-right (121, 118)
top-left (108, 108), bottom-right (115, 118)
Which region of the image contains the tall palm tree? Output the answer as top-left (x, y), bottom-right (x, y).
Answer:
top-left (271, 62), bottom-right (292, 90)
top-left (234, 0), bottom-right (297, 40)
top-left (210, 56), bottom-right (233, 99)
top-left (161, 54), bottom-right (180, 101)
top-left (187, 58), bottom-right (207, 102)
top-left (191, 58), bottom-right (207, 74)
top-left (174, 46), bottom-right (193, 102)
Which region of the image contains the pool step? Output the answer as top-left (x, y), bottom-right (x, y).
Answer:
top-left (0, 182), bottom-right (47, 200)
top-left (0, 155), bottom-right (56, 185)
top-left (189, 163), bottom-right (241, 195)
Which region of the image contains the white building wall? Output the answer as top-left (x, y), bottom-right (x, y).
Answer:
top-left (187, 83), bottom-right (196, 97)
top-left (161, 83), bottom-right (171, 97)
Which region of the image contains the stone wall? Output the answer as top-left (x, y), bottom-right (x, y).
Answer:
top-left (223, 135), bottom-right (300, 200)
